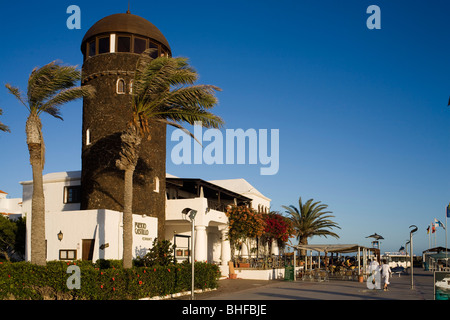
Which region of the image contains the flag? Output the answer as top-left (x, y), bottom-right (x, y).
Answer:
top-left (447, 203), bottom-right (450, 218)
top-left (435, 218), bottom-right (446, 230)
top-left (427, 226), bottom-right (430, 234)
top-left (432, 223), bottom-right (436, 233)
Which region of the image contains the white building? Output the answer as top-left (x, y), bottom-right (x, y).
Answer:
top-left (21, 171), bottom-right (157, 262)
top-left (20, 171), bottom-right (273, 276)
top-left (0, 189), bottom-right (22, 220)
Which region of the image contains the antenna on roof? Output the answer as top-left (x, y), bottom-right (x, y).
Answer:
top-left (126, 0), bottom-right (131, 14)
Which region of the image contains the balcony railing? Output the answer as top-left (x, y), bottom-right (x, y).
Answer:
top-left (207, 199), bottom-right (228, 213)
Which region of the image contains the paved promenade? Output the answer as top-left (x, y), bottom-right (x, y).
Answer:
top-left (183, 267), bottom-right (435, 300)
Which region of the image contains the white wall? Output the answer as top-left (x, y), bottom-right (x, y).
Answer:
top-left (21, 171), bottom-right (81, 217)
top-left (26, 209), bottom-right (157, 262)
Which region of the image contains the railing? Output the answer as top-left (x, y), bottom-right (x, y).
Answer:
top-left (234, 255), bottom-right (296, 269)
top-left (207, 199), bottom-right (228, 213)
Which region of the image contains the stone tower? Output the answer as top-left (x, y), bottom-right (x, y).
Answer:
top-left (80, 12), bottom-right (171, 237)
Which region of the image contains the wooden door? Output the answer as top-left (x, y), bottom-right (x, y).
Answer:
top-left (82, 239), bottom-right (95, 261)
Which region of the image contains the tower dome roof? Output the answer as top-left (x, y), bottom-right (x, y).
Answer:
top-left (81, 13), bottom-right (171, 52)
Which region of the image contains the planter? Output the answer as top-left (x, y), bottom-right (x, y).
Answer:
top-left (358, 275), bottom-right (364, 283)
top-left (229, 273), bottom-right (237, 279)
top-left (238, 263), bottom-right (250, 268)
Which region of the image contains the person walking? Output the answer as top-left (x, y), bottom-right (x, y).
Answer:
top-left (381, 259), bottom-right (392, 291)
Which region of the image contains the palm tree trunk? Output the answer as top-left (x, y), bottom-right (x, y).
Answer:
top-left (123, 168), bottom-right (134, 269)
top-left (26, 114), bottom-right (46, 266)
top-left (299, 237), bottom-right (308, 258)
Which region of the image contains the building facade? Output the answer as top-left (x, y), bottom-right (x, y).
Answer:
top-left (18, 12), bottom-right (275, 277)
top-left (21, 171), bottom-right (272, 276)
top-left (0, 190), bottom-right (22, 220)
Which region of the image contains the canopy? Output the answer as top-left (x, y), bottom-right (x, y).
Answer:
top-left (293, 244), bottom-right (375, 254)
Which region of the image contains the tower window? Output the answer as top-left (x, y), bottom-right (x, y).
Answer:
top-left (98, 36), bottom-right (110, 54)
top-left (86, 129), bottom-right (91, 145)
top-left (148, 41), bottom-right (159, 59)
top-left (134, 37), bottom-right (147, 54)
top-left (117, 36), bottom-right (131, 52)
top-left (129, 80), bottom-right (133, 94)
top-left (116, 79), bottom-right (126, 94)
top-left (88, 40), bottom-right (96, 57)
top-left (154, 177), bottom-right (160, 193)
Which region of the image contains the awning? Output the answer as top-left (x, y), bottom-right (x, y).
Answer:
top-left (293, 244), bottom-right (375, 254)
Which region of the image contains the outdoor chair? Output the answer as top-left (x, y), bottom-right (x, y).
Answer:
top-left (303, 270), bottom-right (313, 281)
top-left (318, 270), bottom-right (329, 282)
top-left (345, 270), bottom-right (354, 281)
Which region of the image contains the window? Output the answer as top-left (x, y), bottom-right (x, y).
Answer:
top-left (117, 36), bottom-right (131, 52)
top-left (134, 37), bottom-right (147, 54)
top-left (59, 249), bottom-right (77, 260)
top-left (129, 80), bottom-right (133, 94)
top-left (116, 78), bottom-right (126, 94)
top-left (88, 40), bottom-right (96, 57)
top-left (154, 177), bottom-right (159, 193)
top-left (98, 36), bottom-right (110, 54)
top-left (148, 41), bottom-right (159, 59)
top-left (86, 128), bottom-right (91, 145)
top-left (64, 186), bottom-right (81, 204)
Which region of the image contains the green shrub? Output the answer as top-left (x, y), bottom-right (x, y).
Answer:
top-left (0, 259), bottom-right (220, 300)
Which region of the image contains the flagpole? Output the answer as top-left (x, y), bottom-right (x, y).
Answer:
top-left (446, 205), bottom-right (448, 267)
top-left (428, 225), bottom-right (431, 249)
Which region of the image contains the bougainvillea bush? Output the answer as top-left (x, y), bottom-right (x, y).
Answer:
top-left (225, 205), bottom-right (266, 256)
top-left (262, 212), bottom-right (295, 249)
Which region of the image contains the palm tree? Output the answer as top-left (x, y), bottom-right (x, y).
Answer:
top-left (0, 108), bottom-right (10, 132)
top-left (117, 50), bottom-right (224, 269)
top-left (5, 61), bottom-right (95, 265)
top-left (283, 197), bottom-right (340, 256)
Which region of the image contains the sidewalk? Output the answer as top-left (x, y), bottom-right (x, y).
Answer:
top-left (176, 267), bottom-right (434, 300)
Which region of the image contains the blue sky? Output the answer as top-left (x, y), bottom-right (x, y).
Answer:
top-left (0, 0), bottom-right (449, 255)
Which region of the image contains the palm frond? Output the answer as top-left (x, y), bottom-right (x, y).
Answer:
top-left (27, 61), bottom-right (83, 113)
top-left (0, 108), bottom-right (10, 133)
top-left (39, 85), bottom-right (95, 119)
top-left (284, 196), bottom-right (340, 243)
top-left (5, 84), bottom-right (29, 111)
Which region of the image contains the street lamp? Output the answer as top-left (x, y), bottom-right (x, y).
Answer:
top-left (366, 233), bottom-right (384, 262)
top-left (409, 225), bottom-right (418, 289)
top-left (182, 208), bottom-right (197, 300)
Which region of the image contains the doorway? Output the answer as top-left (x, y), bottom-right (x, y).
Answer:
top-left (82, 239), bottom-right (95, 261)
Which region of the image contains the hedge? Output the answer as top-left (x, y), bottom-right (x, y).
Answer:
top-left (0, 260), bottom-right (220, 300)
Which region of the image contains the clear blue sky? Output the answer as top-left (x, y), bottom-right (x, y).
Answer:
top-left (0, 0), bottom-right (449, 255)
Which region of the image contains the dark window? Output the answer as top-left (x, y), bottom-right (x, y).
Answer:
top-left (117, 36), bottom-right (131, 52)
top-left (134, 37), bottom-right (147, 54)
top-left (64, 186), bottom-right (81, 204)
top-left (148, 42), bottom-right (159, 59)
top-left (117, 79), bottom-right (126, 94)
top-left (98, 36), bottom-right (110, 54)
top-left (88, 40), bottom-right (96, 57)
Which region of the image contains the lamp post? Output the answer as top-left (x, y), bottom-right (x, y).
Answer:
top-left (182, 208), bottom-right (197, 300)
top-left (366, 233), bottom-right (384, 262)
top-left (409, 225), bottom-right (418, 289)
